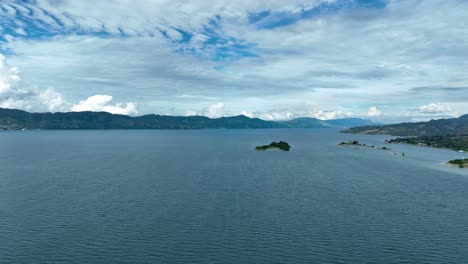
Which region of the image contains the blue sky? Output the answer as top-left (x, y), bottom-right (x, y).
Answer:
top-left (0, 0), bottom-right (467, 122)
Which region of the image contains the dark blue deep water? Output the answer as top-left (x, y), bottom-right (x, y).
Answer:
top-left (1, 129), bottom-right (468, 264)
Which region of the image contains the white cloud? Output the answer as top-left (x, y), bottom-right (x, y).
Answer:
top-left (367, 106), bottom-right (382, 117)
top-left (0, 0), bottom-right (333, 36)
top-left (71, 95), bottom-right (138, 115)
top-left (204, 102), bottom-right (224, 118)
top-left (14, 28), bottom-right (27, 35)
top-left (0, 54), bottom-right (20, 95)
top-left (0, 53), bottom-right (138, 114)
top-left (185, 110), bottom-right (198, 116)
top-left (164, 28), bottom-right (183, 41)
top-left (257, 111), bottom-right (294, 121)
top-left (1, 0), bottom-right (468, 120)
top-left (0, 88), bottom-right (66, 112)
top-left (0, 53), bottom-right (67, 112)
top-left (187, 102), bottom-right (225, 118)
top-left (308, 110), bottom-right (352, 120)
top-left (418, 103), bottom-right (453, 115)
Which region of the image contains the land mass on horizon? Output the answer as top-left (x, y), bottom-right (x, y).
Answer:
top-left (342, 114), bottom-right (468, 136)
top-left (342, 114), bottom-right (468, 153)
top-left (0, 108), bottom-right (375, 130)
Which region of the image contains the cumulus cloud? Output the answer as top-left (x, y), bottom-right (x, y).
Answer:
top-left (309, 110), bottom-right (352, 120)
top-left (0, 54), bottom-right (137, 115)
top-left (259, 112), bottom-right (294, 121)
top-left (0, 54), bottom-right (67, 112)
top-left (367, 106), bottom-right (382, 117)
top-left (239, 111), bottom-right (254, 118)
top-left (235, 109), bottom-right (354, 121)
top-left (204, 102), bottom-right (225, 118)
top-left (0, 88), bottom-right (66, 112)
top-left (0, 54), bottom-right (21, 95)
top-left (186, 102), bottom-right (225, 118)
top-left (418, 103), bottom-right (453, 115)
top-left (71, 95), bottom-right (138, 115)
top-left (188, 106), bottom-right (295, 120)
top-left (187, 107), bottom-right (354, 121)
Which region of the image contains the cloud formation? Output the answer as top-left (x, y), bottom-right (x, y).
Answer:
top-left (309, 110), bottom-right (352, 120)
top-left (71, 95), bottom-right (138, 115)
top-left (0, 54), bottom-right (66, 112)
top-left (418, 103), bottom-right (453, 115)
top-left (204, 102), bottom-right (225, 118)
top-left (0, 54), bottom-right (138, 115)
top-left (367, 106), bottom-right (382, 117)
top-left (187, 102), bottom-right (225, 118)
top-left (0, 0), bottom-right (467, 121)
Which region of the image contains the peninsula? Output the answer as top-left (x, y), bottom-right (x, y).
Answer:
top-left (342, 114), bottom-right (468, 152)
top-left (341, 114), bottom-right (468, 136)
top-left (387, 136), bottom-right (468, 152)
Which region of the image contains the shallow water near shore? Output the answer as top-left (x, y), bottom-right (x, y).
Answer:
top-left (1, 129), bottom-right (468, 264)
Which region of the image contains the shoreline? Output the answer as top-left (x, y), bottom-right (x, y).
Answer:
top-left (446, 158), bottom-right (468, 169)
top-left (386, 140), bottom-right (467, 153)
top-left (338, 140), bottom-right (406, 157)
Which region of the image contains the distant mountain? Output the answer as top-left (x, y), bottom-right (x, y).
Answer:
top-left (325, 118), bottom-right (377, 128)
top-left (0, 108), bottom-right (283, 130)
top-left (279, 117), bottom-right (376, 129)
top-left (278, 117), bottom-right (329, 128)
top-left (342, 114), bottom-right (468, 136)
top-left (0, 108), bottom-right (377, 130)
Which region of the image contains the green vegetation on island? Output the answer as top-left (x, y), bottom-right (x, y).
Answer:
top-left (340, 115), bottom-right (468, 167)
top-left (338, 140), bottom-right (390, 150)
top-left (341, 114), bottom-right (468, 154)
top-left (447, 158), bottom-right (468, 168)
top-left (256, 141), bottom-right (291, 151)
top-left (339, 140), bottom-right (368, 147)
top-left (337, 140), bottom-right (407, 156)
top-left (387, 135), bottom-right (468, 152)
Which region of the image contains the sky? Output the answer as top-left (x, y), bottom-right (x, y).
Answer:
top-left (0, 0), bottom-right (467, 122)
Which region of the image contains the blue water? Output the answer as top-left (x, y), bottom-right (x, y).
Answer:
top-left (1, 129), bottom-right (467, 264)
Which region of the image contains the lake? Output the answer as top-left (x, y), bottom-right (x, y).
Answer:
top-left (1, 129), bottom-right (468, 264)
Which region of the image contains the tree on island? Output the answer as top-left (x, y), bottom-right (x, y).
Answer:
top-left (256, 141), bottom-right (291, 151)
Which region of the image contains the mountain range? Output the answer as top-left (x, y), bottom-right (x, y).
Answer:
top-left (0, 108), bottom-right (375, 130)
top-left (342, 114), bottom-right (468, 136)
top-left (278, 117), bottom-right (376, 128)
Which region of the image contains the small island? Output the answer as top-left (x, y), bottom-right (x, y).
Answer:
top-left (256, 141), bottom-right (291, 151)
top-left (447, 158), bottom-right (468, 168)
top-left (339, 140), bottom-right (368, 147)
top-left (338, 140), bottom-right (391, 150)
top-left (337, 140), bottom-right (407, 157)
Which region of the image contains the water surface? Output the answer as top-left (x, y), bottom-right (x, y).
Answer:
top-left (1, 129), bottom-right (467, 264)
